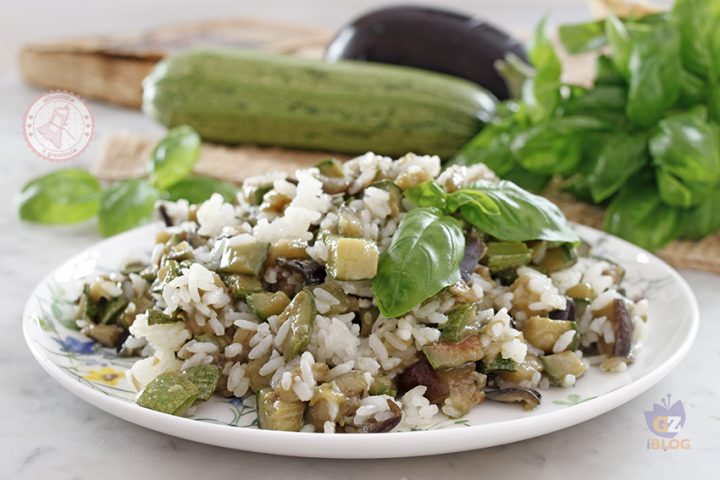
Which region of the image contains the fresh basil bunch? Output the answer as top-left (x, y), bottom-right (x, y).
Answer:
top-left (453, 0), bottom-right (720, 251)
top-left (372, 179), bottom-right (579, 317)
top-left (17, 126), bottom-right (238, 236)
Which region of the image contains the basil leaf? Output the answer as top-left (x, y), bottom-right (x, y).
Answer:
top-left (604, 178), bottom-right (681, 251)
top-left (588, 133), bottom-right (648, 203)
top-left (451, 119), bottom-right (518, 176)
top-left (404, 181), bottom-right (447, 209)
top-left (148, 126), bottom-right (201, 190)
top-left (656, 169), bottom-right (694, 208)
top-left (166, 176), bottom-right (238, 204)
top-left (558, 20), bottom-right (607, 54)
top-left (595, 54), bottom-right (626, 86)
top-left (563, 85), bottom-right (627, 121)
top-left (461, 180), bottom-right (579, 243)
top-left (446, 189), bottom-right (500, 217)
top-left (676, 69), bottom-right (707, 108)
top-left (606, 14), bottom-right (632, 78)
top-left (495, 53), bottom-right (533, 99)
top-left (625, 24), bottom-right (681, 127)
top-left (17, 168), bottom-right (100, 224)
top-left (679, 189), bottom-right (720, 239)
top-left (649, 108), bottom-right (720, 206)
top-left (372, 208), bottom-right (464, 318)
top-left (671, 0), bottom-right (720, 81)
top-left (524, 18), bottom-right (562, 122)
top-left (503, 163), bottom-right (551, 192)
top-left (99, 179), bottom-right (159, 237)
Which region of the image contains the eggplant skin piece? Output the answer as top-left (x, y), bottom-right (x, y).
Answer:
top-left (325, 5), bottom-right (527, 100)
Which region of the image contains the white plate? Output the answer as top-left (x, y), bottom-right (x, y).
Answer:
top-left (23, 223), bottom-right (698, 458)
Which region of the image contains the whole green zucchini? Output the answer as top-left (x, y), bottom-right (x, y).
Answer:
top-left (142, 49), bottom-right (496, 158)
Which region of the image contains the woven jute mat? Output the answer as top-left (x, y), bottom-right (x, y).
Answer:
top-left (93, 133), bottom-right (720, 274)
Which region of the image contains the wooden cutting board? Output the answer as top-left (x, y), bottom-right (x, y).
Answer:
top-left (19, 18), bottom-right (331, 108)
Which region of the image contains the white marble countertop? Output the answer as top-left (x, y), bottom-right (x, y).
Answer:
top-left (1, 1), bottom-right (717, 477)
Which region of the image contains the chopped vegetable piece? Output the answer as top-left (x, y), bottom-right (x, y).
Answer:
top-left (305, 382), bottom-right (348, 430)
top-left (536, 244), bottom-right (577, 273)
top-left (613, 298), bottom-right (633, 358)
top-left (277, 289), bottom-right (316, 360)
top-left (146, 309), bottom-right (177, 325)
top-left (362, 400), bottom-right (402, 433)
top-left (549, 297), bottom-right (576, 321)
top-left (82, 323), bottom-right (124, 347)
top-left (152, 259), bottom-right (180, 294)
top-left (397, 357), bottom-right (449, 404)
top-left (368, 375), bottom-right (397, 397)
top-left (256, 388), bottom-right (305, 431)
top-left (98, 296), bottom-right (129, 325)
top-left (484, 387), bottom-right (541, 410)
top-left (541, 351), bottom-right (587, 384)
top-left (496, 354), bottom-right (543, 384)
top-left (316, 158), bottom-right (345, 178)
top-left (326, 237), bottom-right (379, 281)
top-left (338, 207), bottom-right (364, 237)
top-left (436, 363), bottom-right (486, 417)
top-left (440, 303), bottom-right (479, 342)
top-left (522, 315), bottom-right (577, 353)
top-left (485, 241), bottom-right (533, 273)
top-left (182, 364), bottom-right (221, 401)
top-left (370, 180), bottom-right (403, 216)
top-left (136, 372), bottom-right (199, 415)
top-left (218, 240), bottom-right (269, 275)
top-left (222, 274), bottom-right (263, 299)
top-left (478, 356), bottom-right (517, 373)
top-left (566, 282), bottom-right (596, 300)
top-left (276, 258), bottom-right (326, 285)
top-left (246, 291), bottom-right (291, 321)
top-left (422, 334), bottom-right (484, 369)
top-left (460, 236), bottom-right (487, 281)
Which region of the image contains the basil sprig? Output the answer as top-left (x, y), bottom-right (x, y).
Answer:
top-left (17, 126), bottom-right (238, 237)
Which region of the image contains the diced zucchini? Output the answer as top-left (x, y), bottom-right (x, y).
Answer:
top-left (566, 282), bottom-right (596, 301)
top-left (338, 207), bottom-right (363, 237)
top-left (245, 353), bottom-right (273, 392)
top-left (246, 291), bottom-right (291, 321)
top-left (440, 304), bottom-right (479, 342)
top-left (368, 375), bottom-right (397, 397)
top-left (496, 354), bottom-right (543, 385)
top-left (256, 388), bottom-right (305, 431)
top-left (332, 371), bottom-right (369, 398)
top-left (541, 351), bottom-right (588, 384)
top-left (267, 240), bottom-right (309, 263)
top-left (222, 274), bottom-right (263, 299)
top-left (218, 239), bottom-right (269, 275)
top-left (118, 296), bottom-right (153, 329)
top-left (277, 289), bottom-right (316, 360)
top-left (536, 244), bottom-right (577, 273)
top-left (182, 364), bottom-right (221, 401)
top-left (358, 306), bottom-right (379, 337)
top-left (305, 382), bottom-right (347, 430)
top-left (261, 191), bottom-right (291, 214)
top-left (395, 169), bottom-right (433, 190)
top-left (98, 296), bottom-right (129, 325)
top-left (151, 259), bottom-right (180, 294)
top-left (326, 237), bottom-right (379, 281)
top-left (316, 158), bottom-right (345, 178)
top-left (485, 242), bottom-right (533, 273)
top-left (478, 356), bottom-right (517, 373)
top-left (522, 316), bottom-right (578, 353)
top-left (369, 180), bottom-right (403, 216)
top-left (136, 372), bottom-right (199, 416)
top-left (146, 309), bottom-right (178, 325)
top-left (166, 241), bottom-right (195, 261)
top-left (423, 335), bottom-right (484, 369)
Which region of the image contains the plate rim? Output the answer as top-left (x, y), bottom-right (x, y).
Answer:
top-left (22, 223), bottom-right (700, 458)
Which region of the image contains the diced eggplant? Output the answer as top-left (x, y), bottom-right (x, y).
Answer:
top-left (397, 357), bottom-right (449, 404)
top-left (436, 363), bottom-right (486, 417)
top-left (423, 334), bottom-right (484, 369)
top-left (82, 323), bottom-right (124, 347)
top-left (218, 240), bottom-right (269, 276)
top-left (246, 291), bottom-right (291, 321)
top-left (325, 237), bottom-right (379, 281)
top-left (277, 258), bottom-right (326, 285)
top-left (277, 289), bottom-right (316, 360)
top-left (362, 400), bottom-right (402, 433)
top-left (549, 297), bottom-right (576, 321)
top-left (613, 298), bottom-right (633, 358)
top-left (439, 303), bottom-right (479, 342)
top-left (460, 236), bottom-right (487, 281)
top-left (484, 387), bottom-right (541, 410)
top-left (256, 388), bottom-right (305, 432)
top-left (136, 372), bottom-right (199, 416)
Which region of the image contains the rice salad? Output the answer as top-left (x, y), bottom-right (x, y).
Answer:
top-left (75, 152), bottom-right (648, 433)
